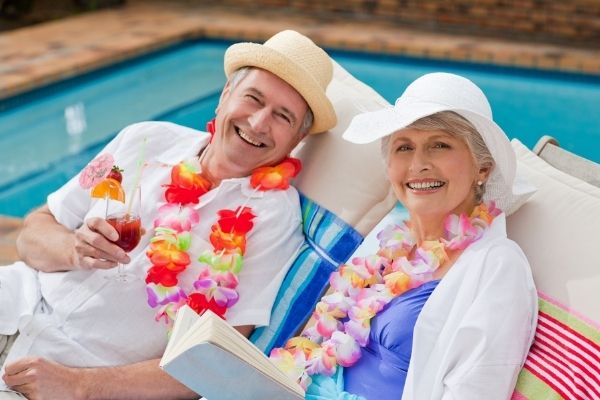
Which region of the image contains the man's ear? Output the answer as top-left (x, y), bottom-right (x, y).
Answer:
top-left (216, 80), bottom-right (233, 114)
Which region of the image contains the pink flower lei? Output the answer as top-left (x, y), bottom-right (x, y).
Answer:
top-left (145, 146), bottom-right (302, 327)
top-left (270, 202), bottom-right (501, 389)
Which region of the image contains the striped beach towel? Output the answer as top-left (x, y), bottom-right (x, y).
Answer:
top-left (512, 292), bottom-right (600, 400)
top-left (250, 194), bottom-right (363, 354)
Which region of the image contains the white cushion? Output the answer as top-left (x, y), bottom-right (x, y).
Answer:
top-left (293, 60), bottom-right (396, 236)
top-left (507, 139), bottom-right (600, 323)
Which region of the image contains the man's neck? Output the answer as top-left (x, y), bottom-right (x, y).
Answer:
top-left (198, 145), bottom-right (245, 187)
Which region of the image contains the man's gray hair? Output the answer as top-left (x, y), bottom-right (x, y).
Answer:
top-left (229, 67), bottom-right (314, 136)
top-left (381, 111), bottom-right (495, 202)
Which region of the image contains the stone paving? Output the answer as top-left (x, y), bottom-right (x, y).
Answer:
top-left (1, 0), bottom-right (598, 264)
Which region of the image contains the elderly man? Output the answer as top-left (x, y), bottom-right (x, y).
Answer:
top-left (0, 30), bottom-right (336, 399)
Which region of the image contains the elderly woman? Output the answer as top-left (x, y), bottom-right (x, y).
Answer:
top-left (271, 73), bottom-right (537, 400)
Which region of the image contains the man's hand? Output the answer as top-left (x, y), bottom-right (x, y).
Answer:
top-left (16, 205), bottom-right (131, 272)
top-left (3, 357), bottom-right (200, 400)
top-left (2, 357), bottom-right (85, 400)
top-left (72, 217), bottom-right (130, 270)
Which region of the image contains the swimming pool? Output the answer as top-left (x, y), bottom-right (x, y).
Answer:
top-left (1, 39), bottom-right (599, 217)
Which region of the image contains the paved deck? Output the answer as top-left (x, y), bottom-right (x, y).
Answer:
top-left (1, 0), bottom-right (598, 264)
top-left (1, 1), bottom-right (598, 101)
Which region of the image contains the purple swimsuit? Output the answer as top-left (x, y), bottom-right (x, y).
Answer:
top-left (343, 279), bottom-right (440, 399)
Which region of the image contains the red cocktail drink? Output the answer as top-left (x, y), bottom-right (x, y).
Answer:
top-left (107, 213), bottom-right (141, 252)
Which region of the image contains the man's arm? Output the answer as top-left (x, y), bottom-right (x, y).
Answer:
top-left (3, 357), bottom-right (196, 400)
top-left (16, 205), bottom-right (129, 272)
top-left (3, 325), bottom-right (254, 400)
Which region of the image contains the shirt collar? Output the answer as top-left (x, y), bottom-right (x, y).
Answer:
top-left (155, 133), bottom-right (210, 166)
top-left (155, 133), bottom-right (267, 203)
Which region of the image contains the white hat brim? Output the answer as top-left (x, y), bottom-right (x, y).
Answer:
top-left (224, 43), bottom-right (337, 134)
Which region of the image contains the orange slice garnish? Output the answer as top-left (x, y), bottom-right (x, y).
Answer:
top-left (91, 178), bottom-right (126, 202)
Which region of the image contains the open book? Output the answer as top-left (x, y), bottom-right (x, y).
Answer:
top-left (159, 306), bottom-right (304, 400)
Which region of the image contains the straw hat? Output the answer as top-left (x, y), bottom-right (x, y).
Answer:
top-left (224, 30), bottom-right (337, 134)
top-left (343, 72), bottom-right (534, 214)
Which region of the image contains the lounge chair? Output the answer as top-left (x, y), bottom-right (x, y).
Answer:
top-left (251, 62), bottom-right (600, 399)
top-left (508, 138), bottom-right (600, 400)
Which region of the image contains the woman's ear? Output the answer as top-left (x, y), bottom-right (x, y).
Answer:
top-left (478, 165), bottom-right (492, 183)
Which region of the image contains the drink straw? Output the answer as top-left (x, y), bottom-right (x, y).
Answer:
top-left (127, 137), bottom-right (147, 216)
top-left (235, 184), bottom-right (261, 218)
top-left (104, 193), bottom-right (110, 218)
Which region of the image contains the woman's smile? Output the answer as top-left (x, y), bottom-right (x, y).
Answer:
top-left (405, 179), bottom-right (446, 193)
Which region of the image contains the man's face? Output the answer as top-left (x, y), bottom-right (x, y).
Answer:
top-left (211, 68), bottom-right (309, 177)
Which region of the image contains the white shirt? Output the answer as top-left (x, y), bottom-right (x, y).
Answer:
top-left (0, 122), bottom-right (304, 380)
top-left (402, 214), bottom-right (538, 400)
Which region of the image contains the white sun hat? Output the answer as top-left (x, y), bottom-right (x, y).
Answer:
top-left (224, 30), bottom-right (337, 134)
top-left (342, 72), bottom-right (535, 214)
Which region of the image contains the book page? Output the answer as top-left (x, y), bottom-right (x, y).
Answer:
top-left (163, 305), bottom-right (199, 358)
top-left (160, 310), bottom-right (304, 398)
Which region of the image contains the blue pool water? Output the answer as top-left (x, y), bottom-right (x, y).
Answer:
top-left (1, 39), bottom-right (599, 217)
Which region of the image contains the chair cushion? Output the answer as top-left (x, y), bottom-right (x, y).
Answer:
top-left (512, 295), bottom-right (600, 400)
top-left (508, 139), bottom-right (600, 399)
top-left (292, 60), bottom-right (396, 237)
top-left (251, 194), bottom-right (363, 353)
top-left (508, 139), bottom-right (600, 323)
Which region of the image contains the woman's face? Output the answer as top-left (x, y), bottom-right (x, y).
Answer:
top-left (387, 128), bottom-right (486, 219)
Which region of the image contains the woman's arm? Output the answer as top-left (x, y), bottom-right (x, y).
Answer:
top-left (437, 245), bottom-right (537, 400)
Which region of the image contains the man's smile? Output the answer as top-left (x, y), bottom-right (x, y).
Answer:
top-left (235, 126), bottom-right (265, 148)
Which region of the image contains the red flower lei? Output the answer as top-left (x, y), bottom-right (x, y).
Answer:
top-left (145, 141), bottom-right (302, 327)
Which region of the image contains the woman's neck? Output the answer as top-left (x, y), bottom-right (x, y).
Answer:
top-left (408, 213), bottom-right (446, 245)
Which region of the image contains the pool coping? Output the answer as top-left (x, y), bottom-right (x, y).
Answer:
top-left (1, 1), bottom-right (599, 101)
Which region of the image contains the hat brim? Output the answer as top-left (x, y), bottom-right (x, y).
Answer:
top-left (343, 100), bottom-right (520, 213)
top-left (224, 42), bottom-right (337, 134)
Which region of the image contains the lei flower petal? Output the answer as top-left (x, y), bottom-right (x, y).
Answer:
top-left (186, 293), bottom-right (227, 318)
top-left (154, 203), bottom-right (200, 233)
top-left (198, 251), bottom-right (243, 274)
top-left (216, 207), bottom-right (256, 234)
top-left (270, 347), bottom-right (311, 390)
top-left (210, 225), bottom-right (248, 254)
top-left (155, 299), bottom-right (187, 324)
top-left (329, 331), bottom-right (361, 367)
top-left (306, 342), bottom-right (337, 377)
top-left (147, 240), bottom-right (190, 273)
top-left (206, 118), bottom-right (216, 136)
top-left (313, 302), bottom-right (344, 339)
top-left (145, 265), bottom-right (180, 286)
top-left (250, 157), bottom-right (302, 191)
top-left (164, 161), bottom-right (212, 204)
top-left (376, 222), bottom-right (414, 259)
top-left (383, 271), bottom-right (411, 296)
top-left (443, 213), bottom-right (481, 250)
top-left (471, 200), bottom-right (501, 224)
top-left (146, 283), bottom-right (187, 307)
